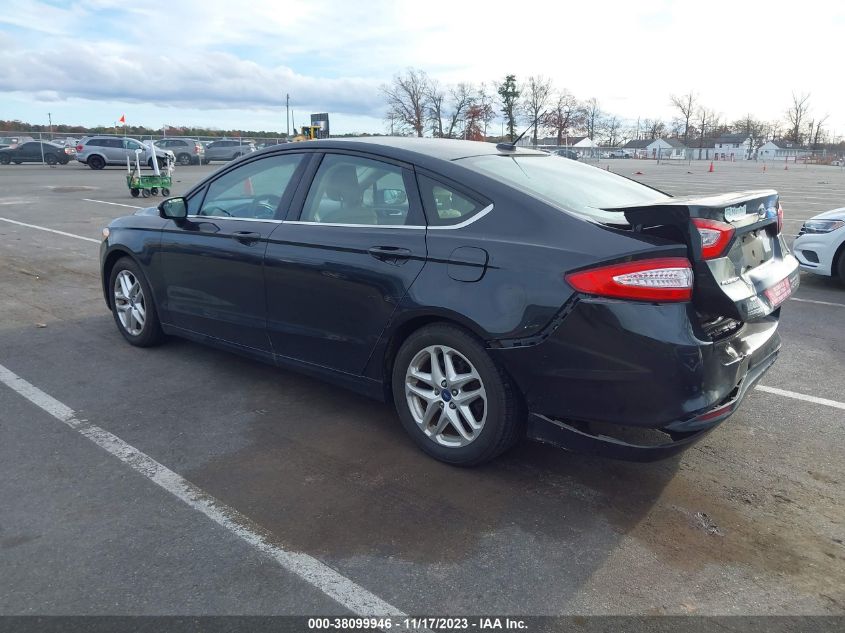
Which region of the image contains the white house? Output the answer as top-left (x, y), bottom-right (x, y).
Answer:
top-left (715, 133), bottom-right (752, 160)
top-left (757, 140), bottom-right (810, 162)
top-left (622, 138), bottom-right (686, 159)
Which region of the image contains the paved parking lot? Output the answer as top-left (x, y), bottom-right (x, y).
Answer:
top-left (1, 159), bottom-right (843, 617)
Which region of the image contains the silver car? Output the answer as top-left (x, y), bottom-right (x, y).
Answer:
top-left (76, 136), bottom-right (175, 170)
top-left (154, 137), bottom-right (205, 166)
top-left (203, 139), bottom-right (256, 163)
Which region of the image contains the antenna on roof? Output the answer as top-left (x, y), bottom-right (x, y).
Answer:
top-left (496, 110), bottom-right (547, 152)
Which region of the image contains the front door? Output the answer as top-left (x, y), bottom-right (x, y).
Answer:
top-left (159, 152), bottom-right (306, 352)
top-left (264, 152), bottom-right (427, 374)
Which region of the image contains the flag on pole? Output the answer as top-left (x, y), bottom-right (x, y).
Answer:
top-left (119, 114), bottom-right (126, 124)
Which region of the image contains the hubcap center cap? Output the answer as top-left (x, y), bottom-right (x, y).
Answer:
top-left (440, 389), bottom-right (452, 402)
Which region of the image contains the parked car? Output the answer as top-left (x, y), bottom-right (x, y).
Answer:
top-left (793, 208), bottom-right (845, 283)
top-left (203, 139), bottom-right (256, 163)
top-left (154, 138), bottom-right (205, 165)
top-left (552, 149), bottom-right (578, 160)
top-left (76, 136), bottom-right (175, 170)
top-left (0, 136), bottom-right (34, 150)
top-left (0, 141), bottom-right (74, 165)
top-left (608, 149), bottom-right (631, 158)
top-left (99, 138), bottom-right (798, 465)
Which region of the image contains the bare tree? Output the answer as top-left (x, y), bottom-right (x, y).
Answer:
top-left (583, 97), bottom-right (602, 141)
top-left (541, 91), bottom-right (580, 146)
top-left (692, 106), bottom-right (717, 158)
top-left (477, 82), bottom-right (496, 138)
top-left (811, 114), bottom-right (829, 149)
top-left (669, 92), bottom-right (696, 146)
top-left (445, 83), bottom-right (474, 139)
top-left (522, 75), bottom-right (553, 146)
top-left (602, 115), bottom-right (622, 147)
top-left (641, 118), bottom-right (666, 139)
top-left (497, 74), bottom-right (521, 141)
top-left (425, 80), bottom-right (445, 137)
top-left (381, 68), bottom-right (431, 137)
top-left (785, 92), bottom-right (810, 143)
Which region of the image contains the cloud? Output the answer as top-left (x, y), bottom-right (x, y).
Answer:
top-left (0, 42), bottom-right (385, 117)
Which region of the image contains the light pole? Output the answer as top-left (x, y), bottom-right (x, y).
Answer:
top-left (286, 93), bottom-right (290, 137)
top-left (48, 112), bottom-right (52, 139)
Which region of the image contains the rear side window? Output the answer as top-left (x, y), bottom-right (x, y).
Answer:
top-left (416, 174), bottom-right (486, 227)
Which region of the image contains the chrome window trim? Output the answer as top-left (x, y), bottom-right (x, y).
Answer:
top-left (281, 204), bottom-right (494, 230)
top-left (186, 214), bottom-right (283, 223)
top-left (428, 203), bottom-right (494, 229)
top-left (282, 221), bottom-right (425, 229)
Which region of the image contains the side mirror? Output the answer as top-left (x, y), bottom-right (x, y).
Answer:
top-left (159, 196), bottom-right (188, 221)
top-left (380, 188), bottom-right (407, 205)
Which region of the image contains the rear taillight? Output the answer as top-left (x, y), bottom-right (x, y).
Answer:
top-left (565, 257), bottom-right (693, 302)
top-left (777, 203), bottom-right (784, 234)
top-left (76, 144), bottom-right (83, 152)
top-left (692, 218), bottom-right (734, 259)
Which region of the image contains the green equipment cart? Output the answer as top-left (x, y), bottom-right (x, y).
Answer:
top-left (126, 171), bottom-right (172, 198)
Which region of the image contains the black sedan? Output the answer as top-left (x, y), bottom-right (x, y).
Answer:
top-left (0, 141), bottom-right (74, 165)
top-left (99, 138), bottom-right (799, 465)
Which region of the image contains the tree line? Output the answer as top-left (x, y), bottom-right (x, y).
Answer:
top-left (382, 69), bottom-right (839, 150)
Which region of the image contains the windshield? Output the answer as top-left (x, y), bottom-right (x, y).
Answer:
top-left (458, 154), bottom-right (670, 222)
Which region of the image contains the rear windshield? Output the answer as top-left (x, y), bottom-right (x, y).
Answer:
top-left (458, 154), bottom-right (669, 222)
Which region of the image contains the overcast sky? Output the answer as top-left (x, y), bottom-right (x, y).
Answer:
top-left (1, 0), bottom-right (843, 137)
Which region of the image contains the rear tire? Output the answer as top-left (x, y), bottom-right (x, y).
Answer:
top-left (109, 257), bottom-right (164, 347)
top-left (391, 323), bottom-right (524, 466)
top-left (45, 154), bottom-right (58, 165)
top-left (13, 160), bottom-right (22, 164)
top-left (0, 154), bottom-right (10, 165)
top-left (232, 152), bottom-right (241, 160)
top-left (88, 155), bottom-right (105, 170)
top-left (177, 153), bottom-right (192, 166)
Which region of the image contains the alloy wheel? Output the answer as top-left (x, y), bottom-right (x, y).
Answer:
top-left (405, 345), bottom-right (487, 448)
top-left (113, 270), bottom-right (146, 336)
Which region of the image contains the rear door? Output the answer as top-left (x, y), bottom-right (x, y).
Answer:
top-left (158, 152), bottom-right (307, 351)
top-left (263, 151), bottom-right (427, 374)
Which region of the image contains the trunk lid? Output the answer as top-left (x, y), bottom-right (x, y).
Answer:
top-left (605, 190), bottom-right (800, 322)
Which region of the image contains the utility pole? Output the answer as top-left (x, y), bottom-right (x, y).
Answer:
top-left (286, 93), bottom-right (290, 137)
top-left (47, 112), bottom-right (52, 139)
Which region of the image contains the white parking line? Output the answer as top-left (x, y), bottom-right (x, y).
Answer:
top-left (792, 298), bottom-right (845, 308)
top-left (0, 363), bottom-right (409, 620)
top-left (82, 198), bottom-right (143, 209)
top-left (0, 217), bottom-right (100, 244)
top-left (756, 385), bottom-right (845, 411)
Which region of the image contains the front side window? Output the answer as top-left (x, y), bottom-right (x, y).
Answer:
top-left (124, 139), bottom-right (144, 151)
top-left (300, 154), bottom-right (411, 226)
top-left (197, 154), bottom-right (303, 219)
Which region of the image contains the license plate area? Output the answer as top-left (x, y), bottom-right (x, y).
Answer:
top-left (763, 276), bottom-right (794, 307)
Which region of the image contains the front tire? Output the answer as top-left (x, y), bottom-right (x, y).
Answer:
top-left (45, 153), bottom-right (58, 165)
top-left (392, 323), bottom-right (524, 466)
top-left (109, 257), bottom-right (164, 347)
top-left (177, 153), bottom-right (192, 166)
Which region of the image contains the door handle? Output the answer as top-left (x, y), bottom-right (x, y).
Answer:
top-left (368, 246), bottom-right (412, 262)
top-left (232, 231), bottom-right (261, 244)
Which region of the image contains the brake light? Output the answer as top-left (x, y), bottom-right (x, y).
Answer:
top-left (777, 203), bottom-right (784, 234)
top-left (692, 218), bottom-right (734, 259)
top-left (565, 257), bottom-right (693, 302)
top-left (76, 144), bottom-right (83, 152)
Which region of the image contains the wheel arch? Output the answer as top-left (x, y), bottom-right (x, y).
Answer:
top-left (375, 310), bottom-right (491, 402)
top-left (101, 247), bottom-right (139, 308)
top-left (833, 238), bottom-right (845, 280)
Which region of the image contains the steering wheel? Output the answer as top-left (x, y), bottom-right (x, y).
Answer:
top-left (251, 194), bottom-right (281, 219)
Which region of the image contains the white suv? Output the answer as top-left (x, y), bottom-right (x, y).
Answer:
top-left (76, 137), bottom-right (175, 170)
top-left (793, 208), bottom-right (845, 283)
